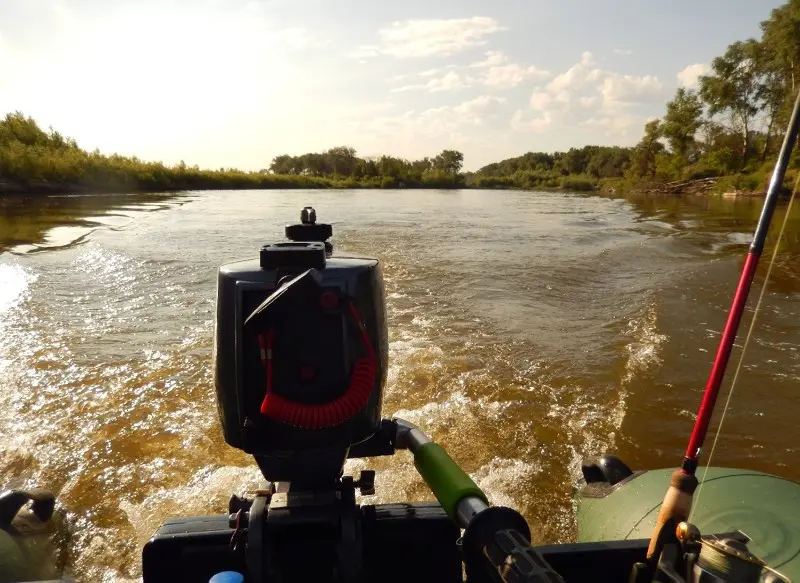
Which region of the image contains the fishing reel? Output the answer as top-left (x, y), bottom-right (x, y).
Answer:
top-left (636, 521), bottom-right (790, 583)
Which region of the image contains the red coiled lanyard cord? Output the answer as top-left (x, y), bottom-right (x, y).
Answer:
top-left (256, 301), bottom-right (376, 429)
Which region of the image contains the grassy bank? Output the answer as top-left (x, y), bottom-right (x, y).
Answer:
top-left (0, 113), bottom-right (466, 196)
top-left (464, 168), bottom-right (798, 197)
top-left (2, 111), bottom-right (796, 198)
top-left (0, 172), bottom-right (465, 196)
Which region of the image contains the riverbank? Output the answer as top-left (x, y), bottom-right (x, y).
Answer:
top-left (597, 176), bottom-right (768, 198)
top-left (0, 112), bottom-right (783, 199)
top-left (0, 175), bottom-right (772, 197)
top-left (0, 174), bottom-right (465, 196)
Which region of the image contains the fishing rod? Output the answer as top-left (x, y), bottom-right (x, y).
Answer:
top-left (646, 85), bottom-right (800, 561)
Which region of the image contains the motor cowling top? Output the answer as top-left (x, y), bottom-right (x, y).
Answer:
top-left (212, 207), bottom-right (388, 484)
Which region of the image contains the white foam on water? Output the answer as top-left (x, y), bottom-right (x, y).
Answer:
top-left (74, 246), bottom-right (136, 284)
top-left (0, 262), bottom-right (35, 315)
top-left (623, 301), bottom-right (667, 382)
top-left (553, 297), bottom-right (669, 493)
top-left (0, 264), bottom-right (36, 376)
top-left (119, 465), bottom-right (263, 563)
top-left (469, 457), bottom-right (542, 510)
top-left (616, 298), bottom-right (668, 431)
top-left (390, 390), bottom-right (514, 434)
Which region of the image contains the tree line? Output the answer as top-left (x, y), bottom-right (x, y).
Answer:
top-left (626, 0), bottom-right (800, 192)
top-left (470, 0), bottom-right (800, 194)
top-left (0, 112), bottom-right (467, 194)
top-left (468, 146), bottom-right (631, 191)
top-left (266, 147), bottom-right (465, 187)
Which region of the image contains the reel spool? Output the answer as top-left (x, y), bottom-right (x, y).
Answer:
top-left (693, 537), bottom-right (777, 583)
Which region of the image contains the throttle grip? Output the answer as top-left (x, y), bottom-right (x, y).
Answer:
top-left (462, 506), bottom-right (565, 583)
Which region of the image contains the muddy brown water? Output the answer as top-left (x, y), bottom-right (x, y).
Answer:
top-left (2, 190), bottom-right (800, 581)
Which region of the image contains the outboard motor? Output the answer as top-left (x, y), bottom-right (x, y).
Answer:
top-left (213, 206), bottom-right (388, 488)
top-left (142, 209), bottom-right (462, 583)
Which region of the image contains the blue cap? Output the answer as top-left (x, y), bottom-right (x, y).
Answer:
top-left (209, 572), bottom-right (245, 583)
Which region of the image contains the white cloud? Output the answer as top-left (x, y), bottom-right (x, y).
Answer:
top-left (599, 73), bottom-right (663, 106)
top-left (555, 90), bottom-right (571, 104)
top-left (392, 50), bottom-right (548, 93)
top-left (480, 58), bottom-right (550, 89)
top-left (351, 17), bottom-right (507, 59)
top-left (513, 50), bottom-right (664, 142)
top-left (546, 59), bottom-right (591, 93)
top-left (541, 50), bottom-right (663, 111)
top-left (511, 110), bottom-right (553, 133)
top-left (362, 95), bottom-right (508, 140)
top-left (579, 114), bottom-right (641, 139)
top-left (469, 50), bottom-right (509, 68)
top-left (349, 44), bottom-right (381, 60)
top-left (454, 95), bottom-right (508, 120)
top-left (530, 91), bottom-right (552, 110)
top-left (346, 95), bottom-right (513, 166)
top-left (677, 63), bottom-right (711, 89)
top-left (0, 3), bottom-right (338, 170)
top-left (391, 71), bottom-right (468, 93)
top-left (613, 48), bottom-right (633, 56)
top-left (427, 71), bottom-right (468, 92)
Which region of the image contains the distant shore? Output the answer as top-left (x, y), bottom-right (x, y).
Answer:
top-left (2, 111), bottom-right (784, 201)
top-left (0, 177), bottom-right (465, 196)
top-left (0, 176), bottom-right (770, 198)
top-left (596, 176), bottom-right (769, 198)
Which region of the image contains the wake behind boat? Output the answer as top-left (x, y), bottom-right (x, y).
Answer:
top-left (140, 82), bottom-right (800, 583)
top-left (4, 69), bottom-right (800, 583)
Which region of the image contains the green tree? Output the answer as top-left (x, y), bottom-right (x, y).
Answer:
top-left (629, 120), bottom-right (665, 178)
top-left (755, 12), bottom-right (793, 160)
top-left (662, 88), bottom-right (704, 159)
top-left (760, 0), bottom-right (800, 94)
top-left (699, 39), bottom-right (763, 167)
top-left (0, 112), bottom-right (50, 147)
top-left (585, 147), bottom-right (630, 178)
top-left (756, 58), bottom-right (787, 161)
top-left (411, 157), bottom-right (433, 176)
top-left (433, 150), bottom-right (464, 175)
top-left (269, 154), bottom-right (296, 174)
top-left (558, 147), bottom-right (593, 175)
top-left (326, 146), bottom-right (358, 176)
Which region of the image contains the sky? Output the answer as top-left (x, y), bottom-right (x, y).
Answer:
top-left (0, 0), bottom-right (787, 172)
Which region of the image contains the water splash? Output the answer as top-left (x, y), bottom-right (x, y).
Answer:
top-left (0, 262), bottom-right (35, 314)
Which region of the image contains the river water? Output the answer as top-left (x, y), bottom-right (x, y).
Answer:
top-left (2, 189), bottom-right (800, 581)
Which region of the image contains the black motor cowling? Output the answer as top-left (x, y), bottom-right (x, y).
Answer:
top-left (212, 208), bottom-right (388, 486)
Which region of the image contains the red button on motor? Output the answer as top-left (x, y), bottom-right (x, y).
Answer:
top-left (319, 291), bottom-right (339, 311)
